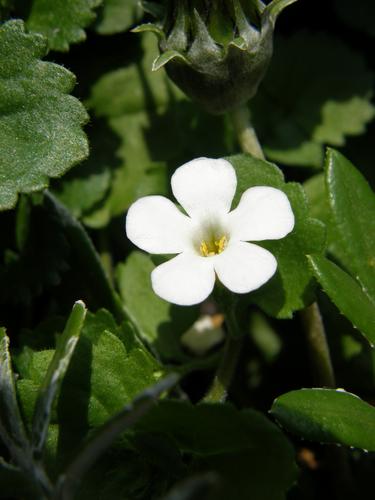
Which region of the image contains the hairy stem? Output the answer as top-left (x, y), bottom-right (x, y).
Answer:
top-left (300, 302), bottom-right (335, 387)
top-left (230, 106), bottom-right (265, 159)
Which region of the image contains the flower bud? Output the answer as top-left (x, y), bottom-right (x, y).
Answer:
top-left (136, 0), bottom-right (298, 114)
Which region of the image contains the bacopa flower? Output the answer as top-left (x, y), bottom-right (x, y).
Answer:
top-left (126, 158), bottom-right (294, 306)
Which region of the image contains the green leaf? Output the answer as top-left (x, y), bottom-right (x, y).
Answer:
top-left (326, 149), bottom-right (375, 299)
top-left (26, 0), bottom-right (101, 52)
top-left (17, 309), bottom-right (164, 430)
top-left (84, 33), bottom-right (232, 227)
top-left (116, 252), bottom-right (198, 361)
top-left (252, 32), bottom-right (375, 167)
top-left (308, 255), bottom-right (375, 346)
top-left (0, 21), bottom-right (88, 210)
top-left (0, 328), bottom-right (29, 454)
top-left (95, 0), bottom-right (143, 35)
top-left (134, 401), bottom-right (297, 500)
top-left (271, 388), bottom-right (375, 451)
top-left (228, 154), bottom-right (326, 318)
top-left (32, 301), bottom-right (87, 456)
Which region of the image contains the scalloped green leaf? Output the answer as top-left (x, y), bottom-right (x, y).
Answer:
top-left (271, 388), bottom-right (375, 451)
top-left (0, 20), bottom-right (88, 211)
top-left (252, 32), bottom-right (374, 167)
top-left (26, 0), bottom-right (101, 52)
top-left (17, 309), bottom-right (163, 430)
top-left (228, 154), bottom-right (326, 318)
top-left (95, 0), bottom-right (143, 35)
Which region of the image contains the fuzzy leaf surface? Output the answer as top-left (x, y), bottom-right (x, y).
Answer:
top-left (0, 21), bottom-right (88, 210)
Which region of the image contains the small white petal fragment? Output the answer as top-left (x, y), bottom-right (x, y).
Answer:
top-left (214, 241), bottom-right (277, 293)
top-left (151, 252), bottom-right (215, 306)
top-left (228, 186), bottom-right (295, 241)
top-left (126, 196), bottom-right (193, 254)
top-left (171, 158), bottom-right (237, 219)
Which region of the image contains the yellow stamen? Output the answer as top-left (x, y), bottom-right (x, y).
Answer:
top-left (200, 235), bottom-right (227, 257)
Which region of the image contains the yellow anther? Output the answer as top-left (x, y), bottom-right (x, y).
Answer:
top-left (200, 235), bottom-right (227, 257)
top-left (215, 236), bottom-right (227, 254)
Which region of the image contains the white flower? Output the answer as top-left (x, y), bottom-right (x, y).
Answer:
top-left (126, 158), bottom-right (295, 306)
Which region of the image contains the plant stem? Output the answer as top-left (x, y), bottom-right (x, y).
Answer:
top-left (300, 302), bottom-right (335, 388)
top-left (230, 106), bottom-right (265, 159)
top-left (203, 334), bottom-right (242, 403)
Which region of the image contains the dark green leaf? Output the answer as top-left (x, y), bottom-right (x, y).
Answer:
top-left (228, 154), bottom-right (326, 318)
top-left (134, 401), bottom-right (297, 500)
top-left (252, 33), bottom-right (374, 167)
top-left (32, 301), bottom-right (87, 456)
top-left (326, 148), bottom-right (375, 299)
top-left (27, 0), bottom-right (101, 52)
top-left (308, 255), bottom-right (375, 346)
top-left (116, 252), bottom-right (198, 361)
top-left (0, 21), bottom-right (88, 210)
top-left (17, 309), bottom-right (164, 430)
top-left (271, 388), bottom-right (375, 451)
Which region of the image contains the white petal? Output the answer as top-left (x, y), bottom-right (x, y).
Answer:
top-left (126, 196), bottom-right (193, 254)
top-left (171, 158), bottom-right (237, 219)
top-left (151, 252), bottom-right (215, 306)
top-left (228, 186), bottom-right (295, 241)
top-left (214, 241), bottom-right (277, 293)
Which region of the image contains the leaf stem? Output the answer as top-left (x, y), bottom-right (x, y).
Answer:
top-left (230, 106), bottom-right (265, 159)
top-left (300, 302), bottom-right (335, 387)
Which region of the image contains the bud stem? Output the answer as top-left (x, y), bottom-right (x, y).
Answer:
top-left (230, 106), bottom-right (265, 159)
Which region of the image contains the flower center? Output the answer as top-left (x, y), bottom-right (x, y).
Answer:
top-left (199, 235), bottom-right (227, 257)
